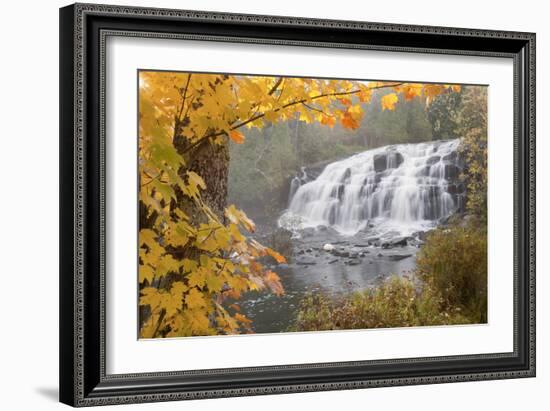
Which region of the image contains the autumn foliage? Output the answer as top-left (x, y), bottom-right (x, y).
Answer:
top-left (138, 71), bottom-right (458, 338)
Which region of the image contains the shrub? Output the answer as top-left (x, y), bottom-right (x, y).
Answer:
top-left (291, 276), bottom-right (469, 332)
top-left (416, 223), bottom-right (487, 323)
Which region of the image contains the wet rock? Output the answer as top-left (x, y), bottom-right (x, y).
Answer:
top-left (381, 236), bottom-right (411, 248)
top-left (296, 256), bottom-right (317, 266)
top-left (412, 231), bottom-right (428, 242)
top-left (336, 184), bottom-right (345, 200)
top-left (300, 227), bottom-right (316, 238)
top-left (340, 168), bottom-right (352, 183)
top-left (323, 243), bottom-right (335, 252)
top-left (385, 253), bottom-right (413, 261)
top-left (442, 151), bottom-right (457, 162)
top-left (333, 250), bottom-right (350, 258)
top-left (447, 182), bottom-right (465, 195)
top-left (347, 260), bottom-right (361, 266)
top-left (426, 155), bottom-right (441, 166)
top-left (408, 238), bottom-right (424, 248)
top-left (391, 236), bottom-right (410, 247)
top-left (443, 163), bottom-right (460, 180)
top-left (373, 153), bottom-right (388, 172)
top-left (328, 259), bottom-right (338, 264)
top-left (418, 165), bottom-right (431, 176)
top-left (389, 152), bottom-right (404, 168)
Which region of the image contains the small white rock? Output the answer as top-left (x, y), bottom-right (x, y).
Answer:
top-left (323, 243), bottom-right (335, 251)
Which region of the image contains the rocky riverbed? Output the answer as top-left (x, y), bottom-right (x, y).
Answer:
top-left (238, 225), bottom-right (426, 334)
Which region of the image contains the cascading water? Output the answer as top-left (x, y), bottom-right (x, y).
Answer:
top-left (288, 167), bottom-right (308, 207)
top-left (280, 139), bottom-right (465, 237)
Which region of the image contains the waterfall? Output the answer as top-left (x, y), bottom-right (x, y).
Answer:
top-left (288, 167), bottom-right (308, 206)
top-left (279, 139), bottom-right (464, 236)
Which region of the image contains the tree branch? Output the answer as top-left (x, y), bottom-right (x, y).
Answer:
top-left (176, 73), bottom-right (192, 124)
top-left (302, 102), bottom-right (332, 117)
top-left (268, 77), bottom-right (283, 96)
top-left (180, 82), bottom-right (405, 155)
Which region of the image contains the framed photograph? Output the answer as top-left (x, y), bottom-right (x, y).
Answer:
top-left (59, 3), bottom-right (535, 407)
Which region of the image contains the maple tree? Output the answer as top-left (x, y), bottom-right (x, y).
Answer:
top-left (138, 71), bottom-right (459, 338)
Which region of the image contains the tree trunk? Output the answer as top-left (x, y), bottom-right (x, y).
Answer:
top-left (173, 135), bottom-right (230, 223)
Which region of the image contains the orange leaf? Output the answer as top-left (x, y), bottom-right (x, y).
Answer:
top-left (264, 270), bottom-right (284, 296)
top-left (402, 84), bottom-right (422, 101)
top-left (266, 247), bottom-right (287, 264)
top-left (320, 115), bottom-right (336, 127)
top-left (338, 97), bottom-right (352, 106)
top-left (235, 313), bottom-right (253, 324)
top-left (340, 112), bottom-right (360, 130)
top-left (229, 130), bottom-right (245, 144)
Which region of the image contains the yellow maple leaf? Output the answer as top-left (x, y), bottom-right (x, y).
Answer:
top-left (225, 205), bottom-right (256, 232)
top-left (381, 93), bottom-right (399, 111)
top-left (185, 288), bottom-right (206, 309)
top-left (139, 264), bottom-right (155, 283)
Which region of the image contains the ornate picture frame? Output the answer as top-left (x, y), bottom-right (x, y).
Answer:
top-left (59, 3), bottom-right (535, 407)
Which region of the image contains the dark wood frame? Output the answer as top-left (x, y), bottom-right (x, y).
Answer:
top-left (60, 3), bottom-right (536, 407)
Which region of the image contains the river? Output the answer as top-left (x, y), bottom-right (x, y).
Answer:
top-left (237, 139), bottom-right (465, 333)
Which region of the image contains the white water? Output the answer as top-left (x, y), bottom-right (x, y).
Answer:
top-left (279, 139), bottom-right (462, 237)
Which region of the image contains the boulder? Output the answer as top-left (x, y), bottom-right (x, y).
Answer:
top-left (442, 151), bottom-right (457, 162)
top-left (412, 230), bottom-right (428, 241)
top-left (381, 236), bottom-right (410, 248)
top-left (323, 243), bottom-right (335, 252)
top-left (340, 168), bottom-right (351, 183)
top-left (426, 155), bottom-right (441, 166)
top-left (443, 163), bottom-right (460, 180)
top-left (300, 227), bottom-right (316, 238)
top-left (373, 153), bottom-right (388, 172)
top-left (373, 152), bottom-right (404, 173)
top-left (332, 250), bottom-right (350, 258)
top-left (336, 184), bottom-right (345, 200)
top-left (417, 165), bottom-right (431, 176)
top-left (388, 152), bottom-right (404, 168)
top-left (385, 253), bottom-right (413, 261)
